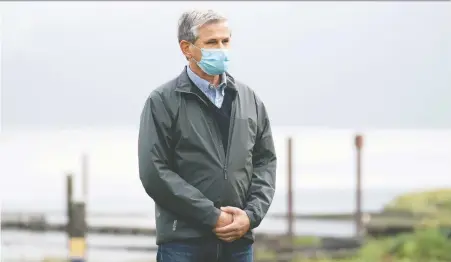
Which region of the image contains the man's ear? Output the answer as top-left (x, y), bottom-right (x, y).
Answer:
top-left (179, 40), bottom-right (192, 60)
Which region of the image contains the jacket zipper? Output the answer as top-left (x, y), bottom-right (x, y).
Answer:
top-left (223, 99), bottom-right (236, 180)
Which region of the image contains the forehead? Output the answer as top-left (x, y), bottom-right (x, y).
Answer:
top-left (197, 21), bottom-right (231, 40)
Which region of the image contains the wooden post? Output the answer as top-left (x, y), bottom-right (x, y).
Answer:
top-left (69, 202), bottom-right (87, 262)
top-left (287, 137), bottom-right (294, 238)
top-left (67, 173), bottom-right (87, 262)
top-left (354, 134), bottom-right (364, 237)
top-left (66, 174), bottom-right (73, 232)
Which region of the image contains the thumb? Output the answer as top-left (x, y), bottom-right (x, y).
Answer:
top-left (221, 206), bottom-right (239, 214)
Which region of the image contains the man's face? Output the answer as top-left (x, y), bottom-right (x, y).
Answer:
top-left (181, 21), bottom-right (231, 62)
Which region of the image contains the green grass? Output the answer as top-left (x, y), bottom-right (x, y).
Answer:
top-left (384, 188), bottom-right (451, 213)
top-left (293, 228), bottom-right (451, 262)
top-left (257, 228), bottom-right (451, 262)
top-left (382, 188), bottom-right (451, 228)
top-left (258, 188), bottom-right (451, 262)
top-left (293, 236), bottom-right (322, 246)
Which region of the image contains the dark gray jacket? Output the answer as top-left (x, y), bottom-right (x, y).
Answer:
top-left (138, 68), bottom-right (277, 244)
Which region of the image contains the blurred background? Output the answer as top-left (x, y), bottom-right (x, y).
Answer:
top-left (0, 2), bottom-right (450, 262)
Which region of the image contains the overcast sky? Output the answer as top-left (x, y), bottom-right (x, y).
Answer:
top-left (0, 2), bottom-right (450, 212)
top-left (1, 2), bottom-right (450, 130)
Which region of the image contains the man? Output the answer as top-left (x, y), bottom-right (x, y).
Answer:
top-left (138, 9), bottom-right (277, 262)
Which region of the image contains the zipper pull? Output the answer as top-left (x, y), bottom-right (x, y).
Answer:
top-left (223, 166), bottom-right (227, 180)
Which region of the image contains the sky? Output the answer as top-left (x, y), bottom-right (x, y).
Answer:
top-left (0, 1), bottom-right (450, 130)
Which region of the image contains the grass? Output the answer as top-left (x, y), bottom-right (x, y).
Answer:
top-left (257, 228), bottom-right (451, 262)
top-left (292, 235), bottom-right (322, 246)
top-left (383, 188), bottom-right (451, 213)
top-left (382, 188), bottom-right (451, 228)
top-left (257, 188), bottom-right (451, 262)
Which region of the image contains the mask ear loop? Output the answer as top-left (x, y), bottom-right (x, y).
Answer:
top-left (191, 57), bottom-right (200, 64)
top-left (190, 43), bottom-right (202, 64)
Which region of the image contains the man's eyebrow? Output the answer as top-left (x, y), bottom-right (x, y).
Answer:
top-left (206, 37), bottom-right (230, 42)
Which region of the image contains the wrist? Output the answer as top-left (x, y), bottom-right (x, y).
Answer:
top-left (244, 209), bottom-right (255, 229)
top-left (209, 207), bottom-right (222, 228)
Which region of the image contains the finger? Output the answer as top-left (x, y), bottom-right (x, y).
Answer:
top-left (215, 230), bottom-right (238, 238)
top-left (218, 236), bottom-right (236, 242)
top-left (213, 225), bottom-right (236, 234)
top-left (220, 206), bottom-right (240, 214)
top-left (219, 237), bottom-right (232, 242)
top-left (225, 237), bottom-right (235, 243)
top-left (214, 222), bottom-right (239, 233)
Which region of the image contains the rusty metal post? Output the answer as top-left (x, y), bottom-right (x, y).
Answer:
top-left (287, 137), bottom-right (294, 238)
top-left (354, 134), bottom-right (364, 237)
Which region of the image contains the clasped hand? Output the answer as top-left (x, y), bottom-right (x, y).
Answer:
top-left (213, 206), bottom-right (250, 243)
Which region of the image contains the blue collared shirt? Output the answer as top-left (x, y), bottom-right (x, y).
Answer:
top-left (186, 66), bottom-right (227, 108)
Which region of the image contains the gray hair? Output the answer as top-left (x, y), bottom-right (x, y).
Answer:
top-left (177, 9), bottom-right (228, 43)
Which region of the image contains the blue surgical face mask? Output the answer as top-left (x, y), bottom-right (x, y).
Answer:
top-left (192, 45), bottom-right (230, 76)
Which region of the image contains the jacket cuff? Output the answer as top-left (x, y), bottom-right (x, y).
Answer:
top-left (244, 209), bottom-right (258, 229)
top-left (205, 207), bottom-right (222, 228)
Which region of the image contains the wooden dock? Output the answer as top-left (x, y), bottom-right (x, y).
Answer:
top-left (1, 212), bottom-right (365, 261)
top-left (1, 212), bottom-right (157, 236)
top-left (0, 210), bottom-right (422, 237)
top-left (1, 211), bottom-right (367, 244)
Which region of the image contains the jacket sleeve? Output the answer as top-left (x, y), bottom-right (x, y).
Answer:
top-left (138, 92), bottom-right (221, 228)
top-left (244, 96), bottom-right (277, 229)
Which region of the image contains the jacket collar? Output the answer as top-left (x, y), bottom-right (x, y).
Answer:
top-left (175, 66), bottom-right (237, 93)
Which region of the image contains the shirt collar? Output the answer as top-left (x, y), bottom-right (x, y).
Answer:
top-left (186, 65), bottom-right (227, 94)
